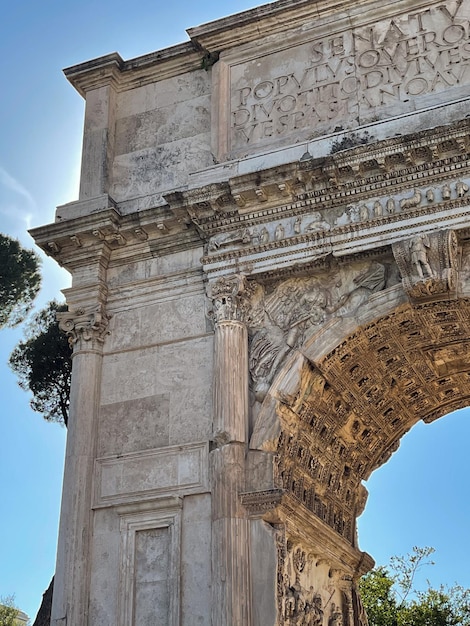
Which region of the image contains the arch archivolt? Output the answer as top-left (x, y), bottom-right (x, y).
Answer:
top-left (242, 235), bottom-right (470, 624)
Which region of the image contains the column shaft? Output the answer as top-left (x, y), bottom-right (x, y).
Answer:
top-left (211, 315), bottom-right (252, 625)
top-left (213, 320), bottom-right (249, 442)
top-left (51, 348), bottom-right (102, 626)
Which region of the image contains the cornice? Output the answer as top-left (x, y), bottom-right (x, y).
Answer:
top-left (64, 42), bottom-right (204, 97)
top-left (29, 204), bottom-right (202, 271)
top-left (187, 0), bottom-right (398, 55)
top-left (161, 119), bottom-right (470, 280)
top-left (240, 489), bottom-right (374, 575)
top-left (167, 119), bottom-right (470, 233)
top-left (31, 120), bottom-right (470, 279)
top-left (64, 0), bottom-right (438, 97)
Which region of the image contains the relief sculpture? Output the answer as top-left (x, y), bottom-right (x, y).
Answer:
top-left (249, 262), bottom-right (386, 402)
top-left (208, 227), bottom-right (251, 251)
top-left (280, 541), bottom-right (355, 626)
top-left (392, 229), bottom-right (459, 301)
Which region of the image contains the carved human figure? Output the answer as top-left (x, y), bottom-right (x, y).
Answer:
top-left (294, 216), bottom-right (302, 234)
top-left (373, 201), bottom-right (383, 217)
top-left (307, 592), bottom-right (324, 626)
top-left (456, 181), bottom-right (469, 197)
top-left (400, 189), bottom-right (421, 211)
top-left (260, 227), bottom-right (270, 244)
top-left (329, 603), bottom-right (344, 626)
top-left (249, 328), bottom-right (289, 402)
top-left (410, 235), bottom-right (433, 279)
top-left (275, 223), bottom-right (285, 241)
top-left (348, 205), bottom-right (361, 223)
top-left (284, 584), bottom-right (298, 619)
top-left (359, 204), bottom-right (369, 222)
top-left (306, 212), bottom-right (331, 232)
top-left (386, 198), bottom-right (395, 214)
top-left (426, 188), bottom-right (435, 202)
top-left (334, 262), bottom-right (385, 317)
top-left (441, 183), bottom-right (451, 200)
top-left (208, 227), bottom-right (251, 251)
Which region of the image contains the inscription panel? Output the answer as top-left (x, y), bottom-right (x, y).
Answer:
top-left (225, 0), bottom-right (470, 156)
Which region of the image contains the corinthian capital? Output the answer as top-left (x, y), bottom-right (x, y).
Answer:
top-left (57, 304), bottom-right (112, 350)
top-left (207, 274), bottom-right (253, 323)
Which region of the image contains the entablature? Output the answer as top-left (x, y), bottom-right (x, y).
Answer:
top-left (32, 120), bottom-right (470, 282)
top-left (164, 120), bottom-right (470, 280)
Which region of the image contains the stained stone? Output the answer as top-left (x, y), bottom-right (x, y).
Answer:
top-left (30, 0), bottom-right (470, 624)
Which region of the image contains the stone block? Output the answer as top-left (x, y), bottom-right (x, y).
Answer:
top-left (181, 494), bottom-right (211, 625)
top-left (98, 394), bottom-right (170, 456)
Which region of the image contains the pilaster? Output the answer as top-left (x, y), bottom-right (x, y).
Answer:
top-left (50, 245), bottom-right (111, 626)
top-left (79, 83), bottom-right (117, 200)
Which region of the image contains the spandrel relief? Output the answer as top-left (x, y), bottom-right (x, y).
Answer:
top-left (248, 261), bottom-right (387, 403)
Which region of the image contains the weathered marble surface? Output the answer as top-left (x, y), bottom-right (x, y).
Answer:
top-left (222, 0), bottom-right (470, 157)
top-left (29, 0), bottom-right (470, 624)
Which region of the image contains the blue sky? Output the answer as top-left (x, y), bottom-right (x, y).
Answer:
top-left (0, 0), bottom-right (469, 620)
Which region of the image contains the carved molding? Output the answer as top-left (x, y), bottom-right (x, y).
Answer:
top-left (57, 304), bottom-right (112, 350)
top-left (240, 488), bottom-right (284, 517)
top-left (392, 229), bottom-right (459, 301)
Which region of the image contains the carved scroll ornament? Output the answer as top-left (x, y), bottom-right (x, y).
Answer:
top-left (57, 304), bottom-right (112, 349)
top-left (206, 274), bottom-right (254, 323)
top-left (392, 230), bottom-right (458, 301)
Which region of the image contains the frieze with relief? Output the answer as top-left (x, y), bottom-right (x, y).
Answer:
top-left (225, 0), bottom-right (470, 156)
top-left (204, 178), bottom-right (470, 267)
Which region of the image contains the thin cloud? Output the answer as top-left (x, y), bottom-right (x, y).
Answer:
top-left (0, 165), bottom-right (36, 234)
top-left (0, 165), bottom-right (36, 208)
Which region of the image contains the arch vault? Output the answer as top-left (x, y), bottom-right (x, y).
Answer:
top-left (30, 0), bottom-right (470, 624)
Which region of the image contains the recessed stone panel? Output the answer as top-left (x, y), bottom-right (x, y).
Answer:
top-left (115, 94), bottom-right (211, 155)
top-left (94, 442), bottom-right (209, 507)
top-left (111, 134), bottom-right (213, 202)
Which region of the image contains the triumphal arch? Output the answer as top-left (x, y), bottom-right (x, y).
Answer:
top-left (31, 0), bottom-right (470, 623)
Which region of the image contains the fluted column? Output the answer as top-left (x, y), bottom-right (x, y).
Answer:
top-left (51, 305), bottom-right (111, 626)
top-left (207, 275), bottom-right (253, 626)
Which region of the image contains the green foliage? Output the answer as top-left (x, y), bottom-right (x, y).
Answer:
top-left (0, 234), bottom-right (41, 329)
top-left (360, 547), bottom-right (470, 626)
top-left (0, 596), bottom-right (19, 626)
top-left (359, 566), bottom-right (398, 626)
top-left (9, 301), bottom-right (72, 426)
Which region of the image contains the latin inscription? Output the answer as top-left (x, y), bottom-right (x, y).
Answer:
top-left (230, 0), bottom-right (470, 150)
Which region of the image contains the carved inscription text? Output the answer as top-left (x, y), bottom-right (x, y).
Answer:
top-left (230, 0), bottom-right (470, 150)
